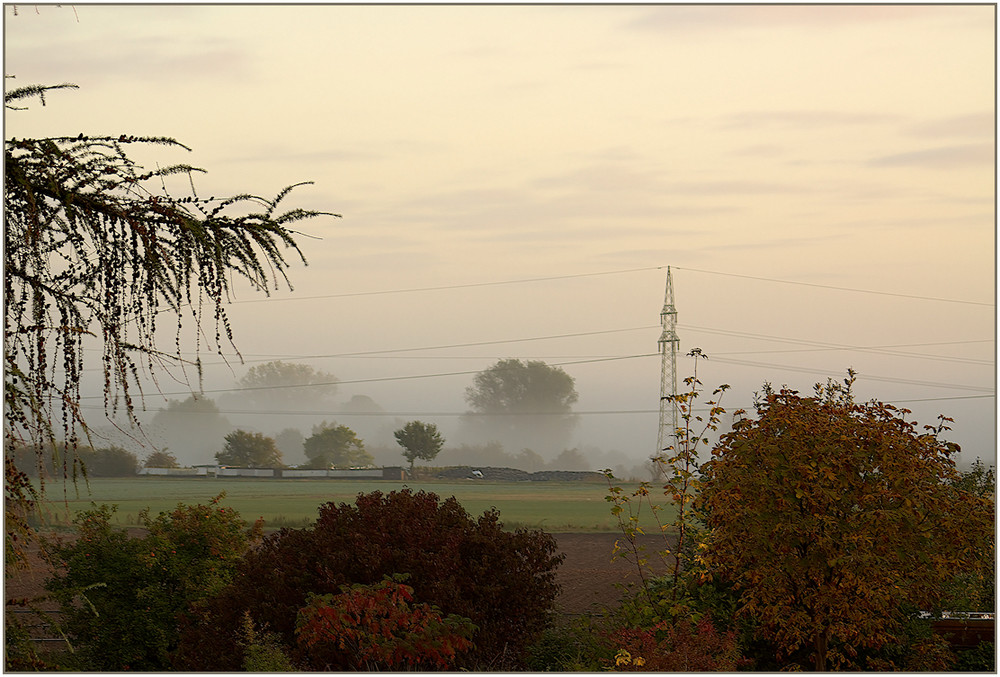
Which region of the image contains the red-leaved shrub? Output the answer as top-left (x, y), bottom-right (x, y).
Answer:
top-left (295, 577), bottom-right (475, 670)
top-left (174, 489), bottom-right (563, 671)
top-left (606, 615), bottom-right (747, 672)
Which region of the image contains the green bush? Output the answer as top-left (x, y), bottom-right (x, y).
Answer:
top-left (236, 611), bottom-right (296, 671)
top-left (44, 494), bottom-right (260, 670)
top-left (954, 641), bottom-right (995, 672)
top-left (525, 617), bottom-right (613, 671)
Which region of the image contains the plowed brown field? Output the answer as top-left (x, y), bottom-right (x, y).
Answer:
top-left (7, 531), bottom-right (676, 618)
top-left (551, 532), bottom-right (674, 616)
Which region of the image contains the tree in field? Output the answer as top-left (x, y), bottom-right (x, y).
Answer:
top-left (338, 394), bottom-right (393, 447)
top-left (230, 361), bottom-right (339, 411)
top-left (303, 423), bottom-right (373, 469)
top-left (74, 446), bottom-right (140, 477)
top-left (433, 441), bottom-right (511, 468)
top-left (951, 458), bottom-right (996, 498)
top-left (7, 443), bottom-right (139, 478)
top-left (216, 430), bottom-right (283, 468)
top-left (513, 448), bottom-right (545, 472)
top-left (697, 373), bottom-right (995, 671)
top-left (462, 359), bottom-right (578, 456)
top-left (393, 421), bottom-right (444, 474)
top-left (550, 447), bottom-right (590, 470)
top-left (940, 458), bottom-right (997, 615)
top-left (273, 427), bottom-right (305, 461)
top-left (144, 450), bottom-right (179, 469)
top-left (148, 396), bottom-right (233, 466)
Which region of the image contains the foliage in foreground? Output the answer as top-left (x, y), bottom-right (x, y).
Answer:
top-left (236, 610), bottom-right (297, 672)
top-left (174, 488), bottom-right (565, 671)
top-left (604, 614), bottom-right (747, 671)
top-left (597, 359), bottom-right (994, 672)
top-left (42, 495), bottom-right (261, 671)
top-left (296, 576), bottom-right (476, 670)
top-left (699, 373), bottom-right (994, 670)
top-left (4, 82), bottom-right (331, 664)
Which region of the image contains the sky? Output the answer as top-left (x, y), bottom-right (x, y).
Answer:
top-left (4, 3), bottom-right (995, 470)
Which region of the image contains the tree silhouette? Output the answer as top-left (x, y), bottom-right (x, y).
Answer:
top-left (462, 359), bottom-right (578, 456)
top-left (393, 420), bottom-right (444, 474)
top-left (232, 361), bottom-right (339, 411)
top-left (216, 430), bottom-right (283, 468)
top-left (149, 396), bottom-right (233, 467)
top-left (144, 450), bottom-right (179, 469)
top-left (303, 423), bottom-right (372, 469)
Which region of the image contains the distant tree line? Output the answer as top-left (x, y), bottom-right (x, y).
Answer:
top-left (8, 443), bottom-right (139, 478)
top-left (9, 416), bottom-right (599, 479)
top-left (142, 357), bottom-right (584, 469)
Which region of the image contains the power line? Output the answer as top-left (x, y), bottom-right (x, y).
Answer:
top-left (103, 407), bottom-right (656, 418)
top-left (81, 325), bottom-right (992, 370)
top-left (276, 327), bottom-right (657, 358)
top-left (216, 263), bottom-right (991, 307)
top-left (713, 339), bottom-right (993, 365)
top-left (80, 349), bottom-right (989, 405)
top-left (709, 356), bottom-right (994, 393)
top-left (82, 394), bottom-right (994, 419)
top-left (684, 326), bottom-right (994, 365)
top-left (676, 267), bottom-right (993, 307)
top-left (79, 352), bottom-right (658, 400)
top-left (80, 326), bottom-right (661, 372)
top-left (893, 394), bottom-right (996, 404)
top-left (224, 265), bottom-right (667, 305)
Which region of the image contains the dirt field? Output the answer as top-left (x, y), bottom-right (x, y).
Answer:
top-left (6, 531), bottom-right (676, 619)
top-left (551, 532), bottom-right (674, 616)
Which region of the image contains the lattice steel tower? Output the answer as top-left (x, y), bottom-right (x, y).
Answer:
top-left (655, 267), bottom-right (680, 460)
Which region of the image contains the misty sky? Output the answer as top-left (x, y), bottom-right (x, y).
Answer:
top-left (4, 4), bottom-right (995, 469)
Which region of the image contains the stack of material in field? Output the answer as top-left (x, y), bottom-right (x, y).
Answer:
top-left (528, 470), bottom-right (605, 482)
top-left (432, 467), bottom-right (604, 482)
top-left (434, 466), bottom-right (531, 481)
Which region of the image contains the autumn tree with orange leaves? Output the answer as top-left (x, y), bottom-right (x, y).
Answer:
top-left (697, 372), bottom-right (994, 671)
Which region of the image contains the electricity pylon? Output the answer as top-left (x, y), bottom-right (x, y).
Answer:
top-left (655, 267), bottom-right (679, 467)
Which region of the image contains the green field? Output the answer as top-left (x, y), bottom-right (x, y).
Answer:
top-left (32, 477), bottom-right (677, 533)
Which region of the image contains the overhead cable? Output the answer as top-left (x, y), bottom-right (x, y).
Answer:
top-left (224, 265), bottom-right (667, 305)
top-left (676, 266), bottom-right (993, 307)
top-left (683, 326), bottom-right (994, 365)
top-left (82, 394), bottom-right (994, 419)
top-left (708, 356), bottom-right (994, 393)
top-left (79, 352), bottom-right (659, 400)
